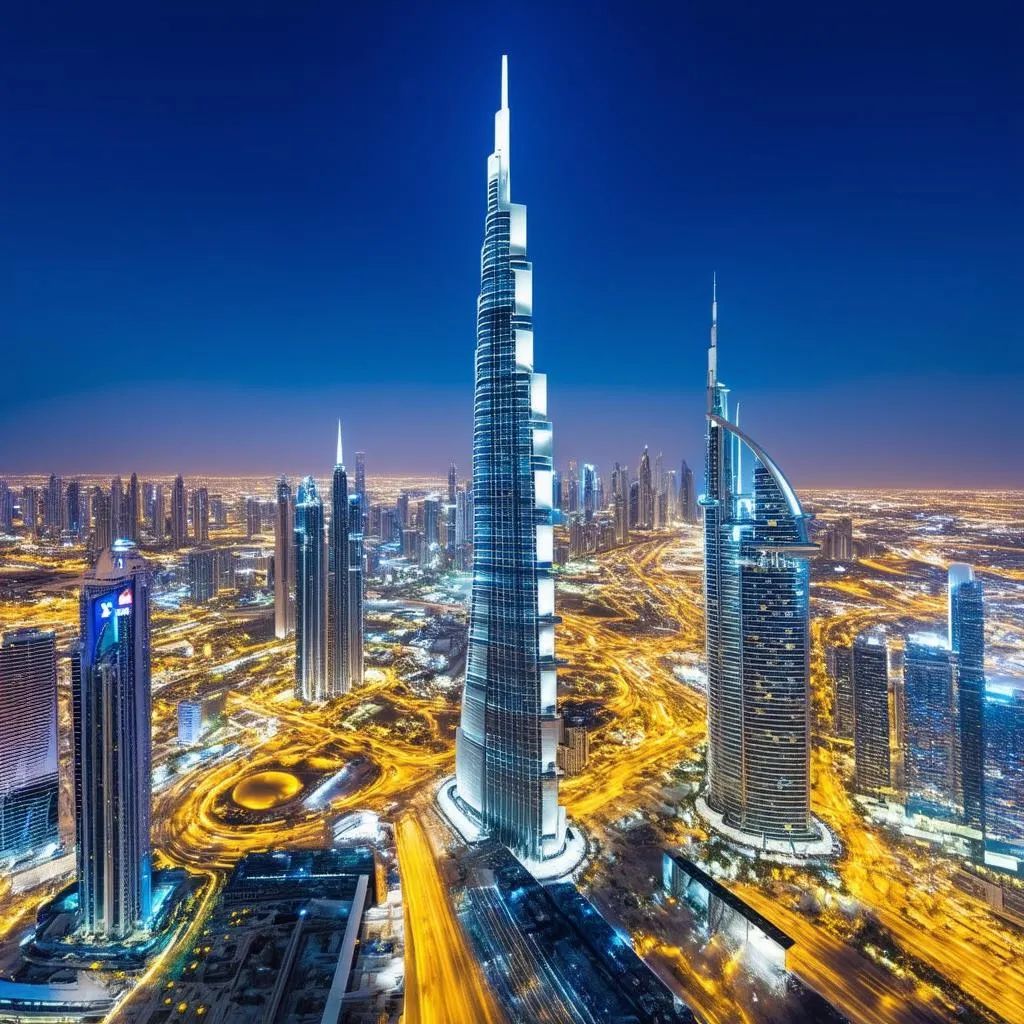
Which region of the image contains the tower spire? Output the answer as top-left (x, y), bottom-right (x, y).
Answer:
top-left (707, 272), bottom-right (718, 411)
top-left (501, 54), bottom-right (508, 110)
top-left (336, 420), bottom-right (343, 468)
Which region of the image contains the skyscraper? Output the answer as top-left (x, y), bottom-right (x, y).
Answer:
top-left (582, 464), bottom-right (597, 522)
top-left (170, 475), bottom-right (187, 549)
top-left (245, 496), bottom-right (261, 539)
top-left (91, 487), bottom-right (112, 556)
top-left (347, 493), bottom-right (364, 689)
top-left (187, 548), bottom-right (219, 604)
top-left (612, 463), bottom-right (629, 545)
top-left (127, 472), bottom-right (139, 542)
top-left (852, 631), bottom-right (892, 796)
top-left (0, 481), bottom-right (12, 534)
top-left (191, 486), bottom-right (210, 545)
top-left (45, 474), bottom-right (64, 535)
top-left (72, 541), bottom-right (153, 939)
top-left (21, 486), bottom-right (39, 534)
top-left (294, 476), bottom-right (327, 703)
top-left (983, 686), bottom-right (1024, 871)
top-left (949, 563), bottom-right (985, 831)
top-left (827, 644), bottom-right (855, 740)
top-left (151, 483), bottom-right (166, 543)
top-left (274, 477), bottom-right (295, 639)
top-left (637, 448), bottom-right (653, 529)
top-left (110, 476), bottom-right (124, 541)
top-left (0, 629), bottom-right (59, 861)
top-left (448, 462), bottom-right (458, 504)
top-left (904, 633), bottom-right (960, 821)
top-left (680, 460), bottom-right (698, 524)
top-left (66, 479), bottom-right (83, 538)
top-left (354, 451), bottom-right (367, 532)
top-left (455, 58), bottom-right (567, 864)
top-left (702, 278), bottom-right (818, 844)
top-left (328, 424), bottom-right (352, 697)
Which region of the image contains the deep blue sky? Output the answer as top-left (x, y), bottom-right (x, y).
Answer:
top-left (1, 1), bottom-right (1021, 486)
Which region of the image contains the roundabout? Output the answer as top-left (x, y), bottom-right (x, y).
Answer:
top-left (231, 770), bottom-right (304, 811)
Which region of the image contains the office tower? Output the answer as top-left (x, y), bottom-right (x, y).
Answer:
top-left (423, 496), bottom-right (441, 546)
top-left (126, 473), bottom-right (139, 542)
top-left (827, 644), bottom-right (855, 740)
top-left (663, 469), bottom-right (677, 520)
top-left (110, 476), bottom-right (124, 541)
top-left (983, 686), bottom-right (1024, 870)
top-left (328, 424), bottom-right (352, 697)
top-left (170, 475), bottom-right (187, 549)
top-left (177, 702), bottom-right (203, 746)
top-left (852, 632), bottom-right (891, 796)
top-left (455, 58), bottom-right (567, 864)
top-left (448, 462), bottom-right (458, 504)
top-left (72, 541), bottom-right (153, 938)
top-left (702, 278), bottom-right (817, 843)
top-left (274, 478), bottom-right (295, 639)
top-left (191, 486), bottom-right (210, 545)
top-left (565, 459), bottom-right (579, 514)
top-left (612, 463), bottom-right (629, 545)
top-left (152, 484), bottom-right (166, 542)
top-left (582, 464), bottom-right (597, 522)
top-left (21, 487), bottom-right (39, 534)
top-left (0, 481), bottom-right (12, 535)
top-left (91, 487), bottom-right (112, 555)
top-left (629, 479), bottom-right (639, 527)
top-left (209, 494), bottom-right (227, 528)
top-left (43, 474), bottom-right (63, 534)
top-left (65, 479), bottom-right (82, 538)
top-left (347, 494), bottom-right (364, 689)
top-left (187, 548), bottom-right (219, 604)
top-left (0, 629), bottom-right (59, 860)
top-left (396, 492), bottom-right (410, 530)
top-left (637, 448), bottom-right (653, 529)
top-left (294, 477), bottom-right (327, 703)
top-left (245, 497), bottom-right (261, 540)
top-left (949, 564), bottom-right (985, 830)
top-left (354, 451), bottom-right (367, 531)
top-left (904, 634), bottom-right (960, 820)
top-left (680, 460), bottom-right (698, 524)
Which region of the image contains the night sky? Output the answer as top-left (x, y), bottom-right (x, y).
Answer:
top-left (1, 2), bottom-right (1020, 486)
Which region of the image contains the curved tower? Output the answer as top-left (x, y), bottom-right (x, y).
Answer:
top-left (702, 280), bottom-right (818, 844)
top-left (455, 57), bottom-right (565, 863)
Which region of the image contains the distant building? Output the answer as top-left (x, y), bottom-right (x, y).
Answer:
top-left (680, 460), bottom-right (698, 524)
top-left (637, 448), bottom-right (653, 529)
top-left (187, 548), bottom-right (219, 604)
top-left (191, 486), bottom-right (209, 545)
top-left (21, 486), bottom-right (39, 534)
top-left (151, 483), bottom-right (166, 543)
top-left (904, 633), bottom-right (960, 821)
top-left (45, 474), bottom-right (64, 535)
top-left (274, 477), bottom-right (295, 639)
top-left (355, 451), bottom-right (367, 533)
top-left (557, 726), bottom-right (590, 776)
top-left (0, 629), bottom-right (59, 861)
top-left (448, 462), bottom-right (457, 504)
top-left (171, 475), bottom-right (187, 549)
top-left (110, 476), bottom-right (124, 541)
top-left (294, 477), bottom-right (327, 703)
top-left (582, 464), bottom-right (597, 522)
top-left (177, 701), bottom-right (203, 745)
top-left (328, 424), bottom-right (354, 697)
top-left (949, 564), bottom-right (985, 831)
top-left (245, 496), bottom-right (261, 540)
top-left (127, 472), bottom-right (140, 542)
top-left (827, 645), bottom-right (855, 740)
top-left (853, 631), bottom-right (891, 797)
top-left (91, 487), bottom-right (112, 556)
top-left (72, 541), bottom-right (153, 938)
top-left (65, 479), bottom-right (83, 538)
top-left (0, 481), bottom-right (12, 534)
top-left (347, 494), bottom-right (364, 689)
top-left (422, 496), bottom-right (441, 546)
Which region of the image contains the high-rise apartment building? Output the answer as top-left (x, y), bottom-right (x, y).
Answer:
top-left (455, 58), bottom-right (567, 864)
top-left (853, 631), bottom-right (892, 796)
top-left (637, 448), bottom-right (653, 529)
top-left (66, 479), bottom-right (83, 538)
top-left (354, 451), bottom-right (367, 532)
top-left (949, 564), bottom-right (985, 831)
top-left (904, 633), bottom-right (960, 820)
top-left (328, 425), bottom-right (353, 697)
top-left (448, 462), bottom-right (457, 504)
top-left (45, 474), bottom-right (64, 535)
top-left (680, 460), bottom-right (698, 524)
top-left (91, 487), bottom-right (112, 555)
top-left (22, 487), bottom-right (39, 534)
top-left (702, 279), bottom-right (817, 843)
top-left (827, 644), bottom-right (855, 740)
top-left (347, 494), bottom-right (364, 689)
top-left (294, 477), bottom-right (327, 703)
top-left (170, 475), bottom-right (187, 549)
top-left (0, 481), bottom-right (12, 534)
top-left (191, 486), bottom-right (210, 545)
top-left (0, 629), bottom-right (59, 861)
top-left (187, 548), bottom-right (219, 604)
top-left (150, 483), bottom-right (166, 542)
top-left (274, 478), bottom-right (295, 639)
top-left (110, 476), bottom-right (124, 541)
top-left (983, 686), bottom-right (1024, 871)
top-left (127, 472), bottom-right (139, 542)
top-left (72, 541), bottom-right (153, 938)
top-left (582, 464), bottom-right (597, 522)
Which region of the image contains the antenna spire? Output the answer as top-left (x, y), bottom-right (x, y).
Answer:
top-left (336, 420), bottom-right (343, 467)
top-left (707, 273), bottom-right (719, 411)
top-left (501, 54), bottom-right (508, 109)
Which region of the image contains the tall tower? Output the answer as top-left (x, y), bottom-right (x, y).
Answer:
top-left (72, 541), bottom-right (153, 939)
top-left (294, 477), bottom-right (327, 703)
top-left (448, 462), bottom-right (458, 504)
top-left (347, 493), bottom-right (364, 689)
top-left (455, 57), bottom-right (566, 863)
top-left (637, 448), bottom-right (653, 529)
top-left (127, 472), bottom-right (139, 542)
top-left (328, 424), bottom-right (352, 696)
top-left (354, 451), bottom-right (367, 533)
top-left (949, 563), bottom-right (985, 830)
top-left (0, 629), bottom-right (59, 860)
top-left (852, 631), bottom-right (892, 796)
top-left (702, 278), bottom-right (818, 845)
top-left (110, 476), bottom-right (124, 541)
top-left (191, 487), bottom-right (210, 544)
top-left (0, 480), bottom-right (12, 534)
top-left (274, 478), bottom-right (295, 639)
top-left (170, 475), bottom-right (187, 549)
top-left (91, 487), bottom-right (112, 556)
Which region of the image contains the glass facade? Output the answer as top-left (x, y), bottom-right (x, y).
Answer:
top-left (456, 57), bottom-right (566, 862)
top-left (983, 688), bottom-right (1024, 865)
top-left (72, 541), bottom-right (153, 939)
top-left (0, 629), bottom-right (59, 862)
top-left (852, 632), bottom-right (891, 796)
top-left (328, 434), bottom-right (352, 697)
top-left (904, 633), bottom-right (960, 821)
top-left (294, 476), bottom-right (327, 703)
top-left (702, 284), bottom-right (817, 843)
top-left (949, 564), bottom-right (985, 830)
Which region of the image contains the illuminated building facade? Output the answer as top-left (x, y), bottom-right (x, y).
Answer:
top-left (637, 448), bottom-right (653, 529)
top-left (852, 631), bottom-right (891, 796)
top-left (702, 279), bottom-right (818, 844)
top-left (0, 629), bottom-right (59, 861)
top-left (328, 424), bottom-right (353, 696)
top-left (294, 476), bottom-right (327, 703)
top-left (191, 486), bottom-right (209, 545)
top-left (949, 563), bottom-right (985, 830)
top-left (72, 541), bottom-right (153, 939)
top-left (904, 633), bottom-right (960, 821)
top-left (171, 475), bottom-right (187, 549)
top-left (0, 481), bottom-right (12, 534)
top-left (456, 57), bottom-right (567, 863)
top-left (983, 685), bottom-right (1024, 873)
top-left (347, 493), bottom-right (364, 688)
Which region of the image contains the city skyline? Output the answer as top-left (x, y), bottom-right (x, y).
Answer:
top-left (2, 4), bottom-right (1021, 484)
